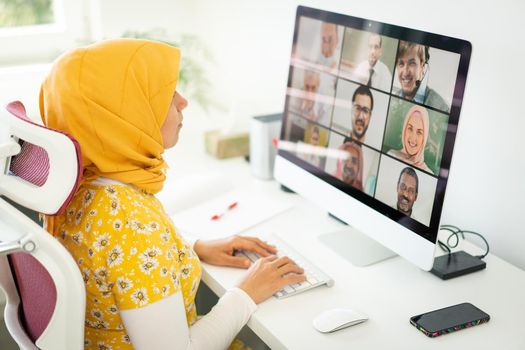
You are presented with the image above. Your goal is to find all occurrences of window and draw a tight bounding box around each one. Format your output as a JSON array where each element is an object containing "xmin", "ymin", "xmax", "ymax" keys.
[
  {"xmin": 0, "ymin": 0, "xmax": 55, "ymax": 29},
  {"xmin": 0, "ymin": 0, "xmax": 96, "ymax": 66}
]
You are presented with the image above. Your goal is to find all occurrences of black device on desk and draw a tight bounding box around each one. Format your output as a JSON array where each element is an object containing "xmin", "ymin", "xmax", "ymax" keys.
[
  {"xmin": 431, "ymin": 225, "xmax": 489, "ymax": 279},
  {"xmin": 431, "ymin": 250, "xmax": 486, "ymax": 279},
  {"xmin": 410, "ymin": 302, "xmax": 490, "ymax": 337}
]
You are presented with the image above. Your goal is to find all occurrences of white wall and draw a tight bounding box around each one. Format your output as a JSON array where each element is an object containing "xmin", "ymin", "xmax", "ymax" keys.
[
  {"xmin": 1, "ymin": 0, "xmax": 523, "ymax": 270},
  {"xmin": 0, "ymin": 65, "xmax": 50, "ymax": 119}
]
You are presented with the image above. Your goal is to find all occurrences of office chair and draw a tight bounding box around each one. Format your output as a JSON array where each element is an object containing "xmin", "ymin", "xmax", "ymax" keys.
[{"xmin": 0, "ymin": 101, "xmax": 85, "ymax": 350}]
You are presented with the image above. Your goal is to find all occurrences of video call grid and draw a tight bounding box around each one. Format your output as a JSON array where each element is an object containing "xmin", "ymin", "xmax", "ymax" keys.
[{"xmin": 281, "ymin": 15, "xmax": 460, "ymax": 227}]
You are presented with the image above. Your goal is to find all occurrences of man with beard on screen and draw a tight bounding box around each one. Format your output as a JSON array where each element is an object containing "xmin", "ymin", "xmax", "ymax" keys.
[
  {"xmin": 337, "ymin": 139, "xmax": 364, "ymax": 192},
  {"xmin": 396, "ymin": 166, "xmax": 419, "ymax": 217},
  {"xmin": 350, "ymin": 85, "xmax": 374, "ymax": 144}
]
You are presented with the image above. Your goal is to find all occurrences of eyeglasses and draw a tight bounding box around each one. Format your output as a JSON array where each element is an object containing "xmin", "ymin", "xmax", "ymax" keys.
[
  {"xmin": 352, "ymin": 104, "xmax": 371, "ymax": 116},
  {"xmin": 398, "ymin": 183, "xmax": 416, "ymax": 196}
]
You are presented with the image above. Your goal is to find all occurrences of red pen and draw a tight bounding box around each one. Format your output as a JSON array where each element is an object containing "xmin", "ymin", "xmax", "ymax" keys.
[{"xmin": 210, "ymin": 201, "xmax": 238, "ymax": 221}]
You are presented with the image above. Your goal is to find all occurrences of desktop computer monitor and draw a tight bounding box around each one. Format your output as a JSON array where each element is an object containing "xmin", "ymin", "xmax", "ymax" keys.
[{"xmin": 274, "ymin": 6, "xmax": 471, "ymax": 271}]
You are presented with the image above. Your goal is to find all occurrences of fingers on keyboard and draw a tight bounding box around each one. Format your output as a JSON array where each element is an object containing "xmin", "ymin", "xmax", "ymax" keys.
[
  {"xmin": 278, "ymin": 263, "xmax": 304, "ymax": 275},
  {"xmin": 271, "ymin": 255, "xmax": 297, "ymax": 268},
  {"xmin": 282, "ymin": 272, "xmax": 306, "ymax": 286}
]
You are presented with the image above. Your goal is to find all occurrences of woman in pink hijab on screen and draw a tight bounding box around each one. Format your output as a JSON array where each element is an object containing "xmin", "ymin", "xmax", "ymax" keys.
[{"xmin": 387, "ymin": 105, "xmax": 433, "ymax": 174}]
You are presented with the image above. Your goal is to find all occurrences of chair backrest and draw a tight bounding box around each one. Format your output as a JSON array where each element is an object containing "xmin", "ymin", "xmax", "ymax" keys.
[
  {"xmin": 4, "ymin": 249, "xmax": 57, "ymax": 344},
  {"xmin": 0, "ymin": 101, "xmax": 85, "ymax": 350},
  {"xmin": 1, "ymin": 101, "xmax": 82, "ymax": 214}
]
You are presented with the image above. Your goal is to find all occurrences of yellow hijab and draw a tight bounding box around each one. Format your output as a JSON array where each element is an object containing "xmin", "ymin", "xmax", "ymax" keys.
[{"xmin": 40, "ymin": 38, "xmax": 180, "ymax": 194}]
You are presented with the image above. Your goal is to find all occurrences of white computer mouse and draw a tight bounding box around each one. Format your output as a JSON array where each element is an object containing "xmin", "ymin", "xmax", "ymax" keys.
[{"xmin": 312, "ymin": 308, "xmax": 368, "ymax": 333}]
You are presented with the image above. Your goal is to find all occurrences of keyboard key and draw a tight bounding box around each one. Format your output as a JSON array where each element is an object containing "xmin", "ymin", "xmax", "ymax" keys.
[
  {"xmin": 308, "ymin": 276, "xmax": 319, "ymax": 284},
  {"xmin": 234, "ymin": 235, "xmax": 334, "ymax": 299},
  {"xmin": 293, "ymin": 282, "xmax": 312, "ymax": 291},
  {"xmin": 245, "ymin": 251, "xmax": 259, "ymax": 262},
  {"xmin": 283, "ymin": 285, "xmax": 295, "ymax": 294}
]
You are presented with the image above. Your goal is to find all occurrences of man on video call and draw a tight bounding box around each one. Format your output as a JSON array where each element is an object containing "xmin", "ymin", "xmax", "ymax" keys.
[
  {"xmin": 397, "ymin": 167, "xmax": 419, "ymax": 217},
  {"xmin": 351, "ymin": 33, "xmax": 392, "ymax": 91},
  {"xmin": 350, "ymin": 85, "xmax": 374, "ymax": 144},
  {"xmin": 318, "ymin": 22, "xmax": 339, "ymax": 69},
  {"xmin": 340, "ymin": 140, "xmax": 364, "ymax": 191},
  {"xmin": 393, "ymin": 41, "xmax": 449, "ymax": 112},
  {"xmin": 299, "ymin": 70, "xmax": 327, "ymax": 124}
]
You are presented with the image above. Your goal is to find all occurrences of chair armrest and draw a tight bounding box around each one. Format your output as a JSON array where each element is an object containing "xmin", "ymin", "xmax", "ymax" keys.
[{"xmin": 0, "ymin": 239, "xmax": 23, "ymax": 255}]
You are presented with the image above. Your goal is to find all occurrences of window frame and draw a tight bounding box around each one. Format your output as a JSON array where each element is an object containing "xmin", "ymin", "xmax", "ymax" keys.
[{"xmin": 0, "ymin": 0, "xmax": 98, "ymax": 66}]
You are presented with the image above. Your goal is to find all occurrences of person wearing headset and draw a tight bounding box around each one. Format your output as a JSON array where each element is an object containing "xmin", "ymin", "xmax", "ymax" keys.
[{"xmin": 393, "ymin": 41, "xmax": 450, "ymax": 113}]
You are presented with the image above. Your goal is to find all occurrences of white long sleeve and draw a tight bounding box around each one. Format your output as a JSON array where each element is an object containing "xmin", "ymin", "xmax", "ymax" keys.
[
  {"xmin": 189, "ymin": 287, "xmax": 256, "ymax": 349},
  {"xmin": 120, "ymin": 287, "xmax": 257, "ymax": 350}
]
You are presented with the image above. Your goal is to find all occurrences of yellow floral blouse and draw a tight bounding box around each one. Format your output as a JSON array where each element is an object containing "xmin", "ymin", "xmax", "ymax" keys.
[{"xmin": 52, "ymin": 182, "xmax": 202, "ymax": 350}]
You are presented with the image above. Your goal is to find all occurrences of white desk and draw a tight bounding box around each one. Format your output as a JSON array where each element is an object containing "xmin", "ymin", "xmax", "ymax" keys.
[{"xmin": 163, "ymin": 131, "xmax": 525, "ymax": 350}]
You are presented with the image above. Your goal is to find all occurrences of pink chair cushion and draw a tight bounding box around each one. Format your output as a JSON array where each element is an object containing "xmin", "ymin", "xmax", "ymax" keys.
[
  {"xmin": 5, "ymin": 101, "xmax": 83, "ymax": 215},
  {"xmin": 9, "ymin": 253, "xmax": 57, "ymax": 343},
  {"xmin": 9, "ymin": 141, "xmax": 50, "ymax": 187}
]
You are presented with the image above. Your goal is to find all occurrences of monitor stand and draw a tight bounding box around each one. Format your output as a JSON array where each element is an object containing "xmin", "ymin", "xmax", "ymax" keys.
[{"xmin": 319, "ymin": 226, "xmax": 397, "ymax": 267}]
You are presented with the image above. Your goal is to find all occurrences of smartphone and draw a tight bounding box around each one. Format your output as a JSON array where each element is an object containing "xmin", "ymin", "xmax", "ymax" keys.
[{"xmin": 410, "ymin": 302, "xmax": 490, "ymax": 337}]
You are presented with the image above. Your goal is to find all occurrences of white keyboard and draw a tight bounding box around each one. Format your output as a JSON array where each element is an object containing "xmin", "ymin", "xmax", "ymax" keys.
[{"xmin": 235, "ymin": 235, "xmax": 334, "ymax": 299}]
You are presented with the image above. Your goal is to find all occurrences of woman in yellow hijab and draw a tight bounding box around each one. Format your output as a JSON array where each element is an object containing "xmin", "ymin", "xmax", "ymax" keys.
[{"xmin": 40, "ymin": 39, "xmax": 305, "ymax": 350}]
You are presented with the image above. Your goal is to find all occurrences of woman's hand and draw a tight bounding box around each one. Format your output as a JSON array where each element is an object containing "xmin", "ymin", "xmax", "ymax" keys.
[
  {"xmin": 237, "ymin": 256, "xmax": 306, "ymax": 304},
  {"xmin": 193, "ymin": 235, "xmax": 277, "ymax": 268}
]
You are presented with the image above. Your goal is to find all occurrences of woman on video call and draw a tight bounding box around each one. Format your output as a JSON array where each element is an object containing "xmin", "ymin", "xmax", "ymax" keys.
[
  {"xmin": 40, "ymin": 39, "xmax": 305, "ymax": 350},
  {"xmin": 387, "ymin": 105, "xmax": 433, "ymax": 174}
]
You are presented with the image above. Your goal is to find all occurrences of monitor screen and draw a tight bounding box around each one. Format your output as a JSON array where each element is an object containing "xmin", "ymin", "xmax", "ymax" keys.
[{"xmin": 276, "ymin": 6, "xmax": 471, "ymax": 266}]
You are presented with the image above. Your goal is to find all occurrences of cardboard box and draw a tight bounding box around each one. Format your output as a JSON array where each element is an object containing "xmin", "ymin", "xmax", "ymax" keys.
[{"xmin": 204, "ymin": 129, "xmax": 249, "ymax": 159}]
